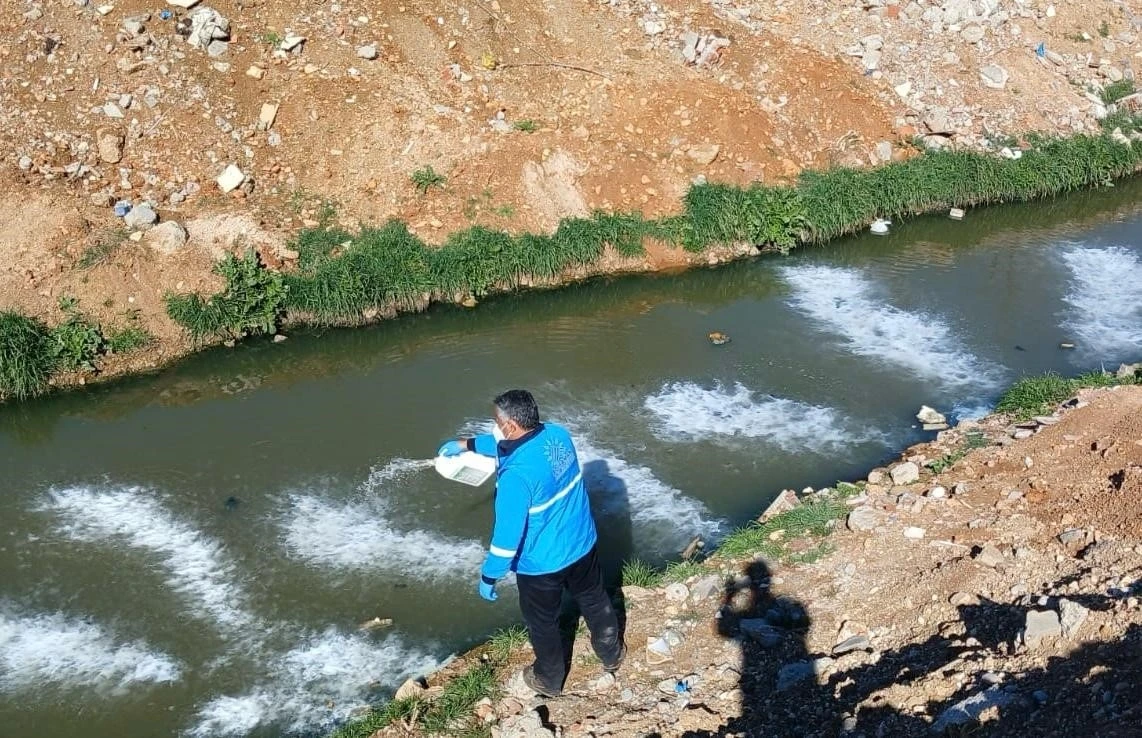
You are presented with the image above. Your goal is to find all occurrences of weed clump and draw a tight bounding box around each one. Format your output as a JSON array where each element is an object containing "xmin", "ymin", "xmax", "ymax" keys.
[{"xmin": 0, "ymin": 312, "xmax": 56, "ymax": 401}]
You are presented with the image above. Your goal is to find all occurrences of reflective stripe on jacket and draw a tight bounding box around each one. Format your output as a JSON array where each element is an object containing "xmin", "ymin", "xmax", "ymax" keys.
[{"xmin": 474, "ymin": 423, "xmax": 597, "ymax": 579}]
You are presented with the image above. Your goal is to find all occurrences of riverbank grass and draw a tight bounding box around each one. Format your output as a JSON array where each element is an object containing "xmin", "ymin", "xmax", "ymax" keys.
[
  {"xmin": 716, "ymin": 488, "xmax": 855, "ymax": 560},
  {"xmin": 996, "ymin": 369, "xmax": 1138, "ymax": 419},
  {"xmin": 0, "ymin": 312, "xmax": 57, "ymax": 401},
  {"xmin": 161, "ymin": 131, "xmax": 1142, "ymax": 342}
]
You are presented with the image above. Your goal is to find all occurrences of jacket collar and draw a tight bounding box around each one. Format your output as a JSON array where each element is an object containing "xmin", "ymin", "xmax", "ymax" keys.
[{"xmin": 497, "ymin": 423, "xmax": 544, "ymax": 458}]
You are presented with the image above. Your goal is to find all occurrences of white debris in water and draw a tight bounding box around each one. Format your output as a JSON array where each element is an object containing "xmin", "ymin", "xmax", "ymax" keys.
[
  {"xmin": 643, "ymin": 381, "xmax": 885, "ymax": 452},
  {"xmin": 780, "ymin": 265, "xmax": 1002, "ymax": 389},
  {"xmin": 42, "ymin": 486, "xmax": 255, "ymax": 631},
  {"xmin": 189, "ymin": 629, "xmax": 437, "ymax": 737},
  {"xmin": 0, "ymin": 612, "xmax": 181, "ymax": 694},
  {"xmin": 280, "ymin": 494, "xmax": 484, "ymax": 576},
  {"xmin": 1060, "ymin": 246, "xmax": 1142, "ymax": 359}
]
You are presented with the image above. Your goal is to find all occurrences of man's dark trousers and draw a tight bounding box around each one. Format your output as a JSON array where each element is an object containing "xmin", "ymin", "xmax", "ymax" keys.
[{"xmin": 516, "ymin": 545, "xmax": 622, "ymax": 692}]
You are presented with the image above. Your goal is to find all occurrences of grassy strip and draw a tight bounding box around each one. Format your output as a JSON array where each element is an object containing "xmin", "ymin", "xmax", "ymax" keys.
[
  {"xmin": 164, "ymin": 132, "xmax": 1142, "ymax": 339},
  {"xmin": 0, "ymin": 312, "xmax": 57, "ymax": 401},
  {"xmin": 716, "ymin": 488, "xmax": 856, "ymax": 560},
  {"xmin": 996, "ymin": 369, "xmax": 1140, "ymax": 419},
  {"xmin": 0, "ymin": 300, "xmax": 157, "ymax": 401}
]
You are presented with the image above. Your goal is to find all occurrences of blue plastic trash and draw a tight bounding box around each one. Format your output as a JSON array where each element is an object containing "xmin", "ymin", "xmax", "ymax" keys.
[
  {"xmin": 1035, "ymin": 42, "xmax": 1046, "ymax": 58},
  {"xmin": 113, "ymin": 200, "xmax": 132, "ymax": 217},
  {"xmin": 159, "ymin": 8, "xmax": 172, "ymax": 20}
]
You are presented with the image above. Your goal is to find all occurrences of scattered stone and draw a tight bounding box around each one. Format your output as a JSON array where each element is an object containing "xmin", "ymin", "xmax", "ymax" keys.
[
  {"xmin": 1058, "ymin": 599, "xmax": 1089, "ymax": 638},
  {"xmin": 926, "ymin": 486, "xmax": 947, "ymax": 499},
  {"xmin": 846, "ymin": 506, "xmax": 882, "ymax": 533},
  {"xmin": 687, "ymin": 143, "xmax": 721, "ymax": 166},
  {"xmin": 394, "ymin": 676, "xmax": 426, "ymax": 701},
  {"xmin": 979, "ymin": 64, "xmax": 1009, "ymax": 90},
  {"xmin": 759, "ymin": 489, "xmax": 799, "ymax": 522},
  {"xmin": 1058, "ymin": 528, "xmax": 1086, "ymax": 546},
  {"xmin": 496, "ymin": 709, "xmax": 555, "ymax": 738},
  {"xmin": 890, "ymin": 461, "xmax": 920, "ymax": 485},
  {"xmin": 97, "ymin": 129, "xmax": 124, "ymax": 163},
  {"xmin": 903, "ymin": 526, "xmax": 926, "ymax": 540},
  {"xmin": 832, "ymin": 635, "xmax": 872, "ymax": 655},
  {"xmin": 875, "ymin": 141, "xmax": 893, "ymax": 162},
  {"xmin": 739, "ymin": 619, "xmax": 782, "ymax": 648},
  {"xmin": 867, "ymin": 469, "xmax": 887, "ymax": 485},
  {"xmin": 690, "ymin": 575, "xmax": 721, "ymax": 602},
  {"xmin": 246, "ymin": 65, "xmax": 266, "ymax": 79},
  {"xmin": 776, "ymin": 661, "xmax": 814, "ymax": 691},
  {"xmin": 591, "ymin": 672, "xmax": 616, "ymax": 693},
  {"xmin": 167, "ymin": 0, "xmax": 201, "ymax": 8},
  {"xmin": 258, "ymin": 102, "xmax": 278, "ymax": 130},
  {"xmin": 124, "ymin": 203, "xmax": 158, "ymax": 230},
  {"xmin": 1022, "ymin": 609, "xmax": 1062, "ymax": 647},
  {"xmin": 949, "ymin": 207, "xmax": 965, "ymax": 220},
  {"xmin": 103, "ymin": 103, "xmax": 124, "ymax": 119},
  {"xmin": 894, "ymin": 81, "xmax": 913, "ymax": 98},
  {"xmin": 973, "ymin": 544, "xmax": 1006, "ymax": 568},
  {"xmin": 961, "ymin": 25, "xmax": 985, "ymax": 44},
  {"xmin": 1013, "ymin": 429, "xmax": 1034, "ymax": 440},
  {"xmin": 206, "ymin": 39, "xmax": 228, "ymax": 57},
  {"xmin": 916, "ymin": 405, "xmax": 947, "ymax": 426},
  {"xmin": 356, "ymin": 43, "xmax": 378, "ymax": 60},
  {"xmin": 949, "ymin": 591, "xmax": 979, "ymax": 607},
  {"xmin": 216, "ymin": 164, "xmax": 245, "ymax": 193},
  {"xmin": 932, "ymin": 686, "xmax": 1017, "ymax": 732},
  {"xmin": 280, "ymin": 35, "xmax": 306, "ymax": 52},
  {"xmin": 1116, "ymin": 362, "xmax": 1142, "ymax": 379},
  {"xmin": 664, "ymin": 583, "xmax": 689, "ymax": 602},
  {"xmin": 143, "ymin": 220, "xmax": 187, "ymax": 254}
]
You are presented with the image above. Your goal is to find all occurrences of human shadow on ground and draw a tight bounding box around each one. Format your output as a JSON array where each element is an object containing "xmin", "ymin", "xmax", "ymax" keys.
[{"xmin": 675, "ymin": 561, "xmax": 1141, "ymax": 738}]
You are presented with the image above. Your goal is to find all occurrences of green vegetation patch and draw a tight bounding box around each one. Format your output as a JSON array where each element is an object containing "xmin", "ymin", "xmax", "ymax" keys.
[
  {"xmin": 997, "ymin": 369, "xmax": 1138, "ymax": 419},
  {"xmin": 485, "ymin": 624, "xmax": 529, "ymax": 663},
  {"xmin": 621, "ymin": 558, "xmax": 662, "ymax": 588},
  {"xmin": 716, "ymin": 491, "xmax": 851, "ymax": 561},
  {"xmin": 0, "ymin": 311, "xmax": 57, "ymax": 401},
  {"xmin": 166, "ymin": 250, "xmax": 287, "ymax": 339}
]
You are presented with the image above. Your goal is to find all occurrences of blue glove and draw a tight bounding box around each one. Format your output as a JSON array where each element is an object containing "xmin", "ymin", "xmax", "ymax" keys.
[
  {"xmin": 437, "ymin": 440, "xmax": 465, "ymax": 457},
  {"xmin": 478, "ymin": 578, "xmax": 498, "ymax": 602}
]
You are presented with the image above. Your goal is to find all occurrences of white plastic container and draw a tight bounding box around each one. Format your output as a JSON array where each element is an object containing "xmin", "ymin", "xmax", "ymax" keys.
[{"xmin": 434, "ymin": 451, "xmax": 497, "ymax": 487}]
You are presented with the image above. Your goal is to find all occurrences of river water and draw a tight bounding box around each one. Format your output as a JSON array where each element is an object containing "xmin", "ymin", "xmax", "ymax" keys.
[{"xmin": 2, "ymin": 179, "xmax": 1141, "ymax": 738}]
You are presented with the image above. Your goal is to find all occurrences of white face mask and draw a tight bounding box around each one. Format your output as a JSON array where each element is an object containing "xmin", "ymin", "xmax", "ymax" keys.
[{"xmin": 491, "ymin": 421, "xmax": 505, "ymax": 442}]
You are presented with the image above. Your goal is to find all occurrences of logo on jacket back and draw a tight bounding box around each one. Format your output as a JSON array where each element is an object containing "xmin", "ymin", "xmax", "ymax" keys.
[{"xmin": 544, "ymin": 437, "xmax": 575, "ymax": 480}]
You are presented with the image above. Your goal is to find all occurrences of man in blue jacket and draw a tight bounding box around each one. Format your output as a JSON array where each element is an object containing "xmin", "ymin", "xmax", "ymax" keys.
[{"xmin": 438, "ymin": 389, "xmax": 625, "ymax": 697}]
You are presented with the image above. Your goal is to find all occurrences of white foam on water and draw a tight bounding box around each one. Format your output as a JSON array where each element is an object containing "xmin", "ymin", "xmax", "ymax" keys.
[
  {"xmin": 571, "ymin": 434, "xmax": 725, "ymax": 550},
  {"xmin": 643, "ymin": 381, "xmax": 884, "ymax": 452},
  {"xmin": 1060, "ymin": 246, "xmax": 1142, "ymax": 357},
  {"xmin": 0, "ymin": 612, "xmax": 181, "ymax": 695},
  {"xmin": 42, "ymin": 486, "xmax": 254, "ymax": 631},
  {"xmin": 189, "ymin": 630, "xmax": 437, "ymax": 737},
  {"xmin": 780, "ymin": 265, "xmax": 1001, "ymax": 388},
  {"xmin": 280, "ymin": 494, "xmax": 484, "ymax": 577}
]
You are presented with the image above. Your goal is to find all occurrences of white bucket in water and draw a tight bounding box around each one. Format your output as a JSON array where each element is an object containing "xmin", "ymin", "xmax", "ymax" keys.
[{"xmin": 434, "ymin": 452, "xmax": 497, "ymax": 487}]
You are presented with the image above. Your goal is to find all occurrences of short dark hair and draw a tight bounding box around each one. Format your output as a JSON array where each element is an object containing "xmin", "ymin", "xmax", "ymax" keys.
[{"xmin": 494, "ymin": 389, "xmax": 540, "ymax": 430}]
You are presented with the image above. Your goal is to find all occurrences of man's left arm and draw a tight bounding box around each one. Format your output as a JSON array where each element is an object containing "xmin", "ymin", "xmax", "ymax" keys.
[{"xmin": 479, "ymin": 472, "xmax": 529, "ymax": 599}]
